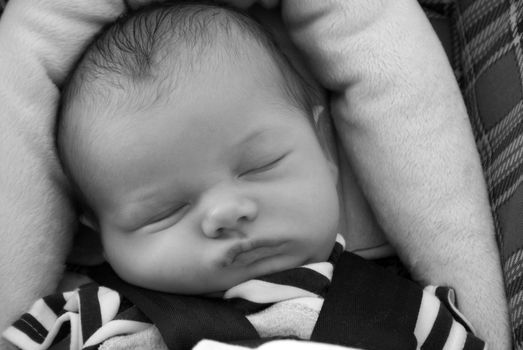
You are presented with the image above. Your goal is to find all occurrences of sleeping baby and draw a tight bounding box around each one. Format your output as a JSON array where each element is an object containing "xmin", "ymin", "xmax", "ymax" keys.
[
  {"xmin": 1, "ymin": 0, "xmax": 511, "ymax": 349},
  {"xmin": 2, "ymin": 2, "xmax": 492, "ymax": 349}
]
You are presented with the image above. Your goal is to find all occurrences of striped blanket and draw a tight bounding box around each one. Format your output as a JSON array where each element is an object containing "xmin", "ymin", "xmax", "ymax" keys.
[{"xmin": 3, "ymin": 235, "xmax": 485, "ymax": 350}]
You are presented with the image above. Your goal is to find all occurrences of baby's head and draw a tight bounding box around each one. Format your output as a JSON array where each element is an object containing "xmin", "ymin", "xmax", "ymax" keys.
[{"xmin": 57, "ymin": 1, "xmax": 340, "ymax": 294}]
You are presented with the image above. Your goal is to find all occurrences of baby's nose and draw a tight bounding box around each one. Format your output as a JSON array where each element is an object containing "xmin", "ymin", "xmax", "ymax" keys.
[{"xmin": 201, "ymin": 197, "xmax": 258, "ymax": 238}]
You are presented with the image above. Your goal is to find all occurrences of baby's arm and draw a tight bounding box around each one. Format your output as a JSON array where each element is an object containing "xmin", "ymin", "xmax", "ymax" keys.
[
  {"xmin": 0, "ymin": 0, "xmax": 154, "ymax": 341},
  {"xmin": 279, "ymin": 0, "xmax": 510, "ymax": 347}
]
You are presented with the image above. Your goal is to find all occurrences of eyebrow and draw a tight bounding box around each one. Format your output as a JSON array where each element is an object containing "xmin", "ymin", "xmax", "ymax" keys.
[
  {"xmin": 236, "ymin": 128, "xmax": 273, "ymax": 148},
  {"xmin": 237, "ymin": 123, "xmax": 291, "ymax": 155}
]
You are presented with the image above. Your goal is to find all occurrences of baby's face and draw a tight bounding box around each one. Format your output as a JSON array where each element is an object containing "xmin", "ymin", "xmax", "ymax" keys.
[{"xmin": 80, "ymin": 54, "xmax": 339, "ymax": 294}]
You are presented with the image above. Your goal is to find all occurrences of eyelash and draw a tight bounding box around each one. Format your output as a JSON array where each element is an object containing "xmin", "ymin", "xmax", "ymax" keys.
[
  {"xmin": 143, "ymin": 203, "xmax": 188, "ymax": 228},
  {"xmin": 240, "ymin": 154, "xmax": 286, "ymax": 177}
]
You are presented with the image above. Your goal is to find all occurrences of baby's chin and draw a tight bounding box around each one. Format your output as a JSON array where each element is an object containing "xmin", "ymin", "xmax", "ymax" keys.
[{"xmin": 150, "ymin": 254, "xmax": 312, "ymax": 295}]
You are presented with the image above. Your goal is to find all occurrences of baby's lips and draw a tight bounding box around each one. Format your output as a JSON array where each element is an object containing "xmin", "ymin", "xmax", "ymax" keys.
[
  {"xmin": 222, "ymin": 239, "xmax": 286, "ymax": 267},
  {"xmin": 232, "ymin": 245, "xmax": 278, "ymax": 266}
]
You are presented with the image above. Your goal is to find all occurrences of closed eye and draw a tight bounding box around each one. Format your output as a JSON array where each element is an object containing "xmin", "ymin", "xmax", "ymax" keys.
[
  {"xmin": 141, "ymin": 203, "xmax": 189, "ymax": 230},
  {"xmin": 239, "ymin": 154, "xmax": 287, "ymax": 177}
]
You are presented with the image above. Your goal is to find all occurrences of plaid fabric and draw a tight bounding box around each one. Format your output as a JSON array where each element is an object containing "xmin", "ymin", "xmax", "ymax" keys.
[
  {"xmin": 449, "ymin": 1, "xmax": 523, "ymax": 349},
  {"xmin": 420, "ymin": 0, "xmax": 523, "ymax": 348},
  {"xmin": 418, "ymin": 0, "xmax": 523, "ymax": 348}
]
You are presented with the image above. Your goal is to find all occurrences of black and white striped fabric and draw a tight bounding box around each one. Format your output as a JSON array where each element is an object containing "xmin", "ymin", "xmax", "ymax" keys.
[
  {"xmin": 2, "ymin": 284, "xmax": 151, "ymax": 350},
  {"xmin": 2, "ymin": 235, "xmax": 485, "ymax": 350},
  {"xmin": 1, "ymin": 236, "xmax": 343, "ymax": 350}
]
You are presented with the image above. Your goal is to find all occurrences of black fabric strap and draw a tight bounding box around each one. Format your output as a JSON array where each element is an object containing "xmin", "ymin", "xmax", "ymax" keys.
[
  {"xmin": 89, "ymin": 264, "xmax": 259, "ymax": 350},
  {"xmin": 311, "ymin": 252, "xmax": 421, "ymax": 350}
]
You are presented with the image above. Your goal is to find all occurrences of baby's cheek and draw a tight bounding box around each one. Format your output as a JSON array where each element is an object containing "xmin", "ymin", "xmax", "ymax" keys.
[{"xmin": 102, "ymin": 233, "xmax": 152, "ymax": 284}]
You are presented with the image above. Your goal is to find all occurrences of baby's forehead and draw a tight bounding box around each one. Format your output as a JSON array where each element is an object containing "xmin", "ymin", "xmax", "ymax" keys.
[{"xmin": 64, "ymin": 41, "xmax": 291, "ymax": 146}]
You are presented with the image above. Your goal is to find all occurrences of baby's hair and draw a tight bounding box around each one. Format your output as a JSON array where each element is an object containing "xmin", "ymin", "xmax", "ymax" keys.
[
  {"xmin": 59, "ymin": 0, "xmax": 317, "ymax": 116},
  {"xmin": 56, "ymin": 0, "xmax": 320, "ymax": 216}
]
